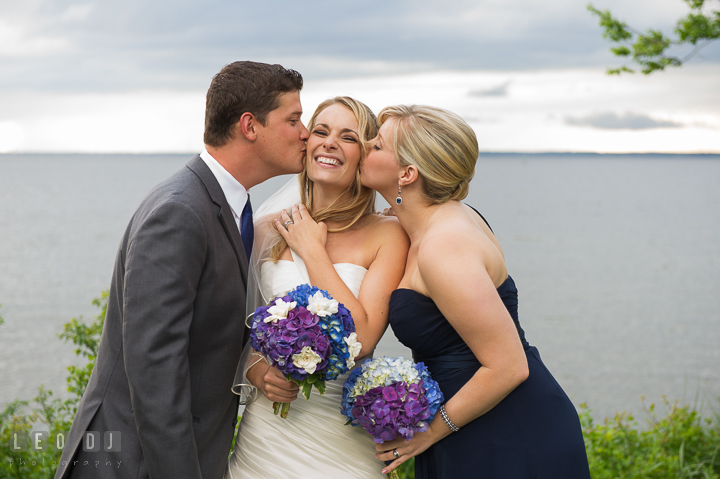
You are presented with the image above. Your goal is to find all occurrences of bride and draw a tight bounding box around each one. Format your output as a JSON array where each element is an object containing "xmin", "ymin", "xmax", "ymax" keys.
[{"xmin": 225, "ymin": 96, "xmax": 409, "ymax": 478}]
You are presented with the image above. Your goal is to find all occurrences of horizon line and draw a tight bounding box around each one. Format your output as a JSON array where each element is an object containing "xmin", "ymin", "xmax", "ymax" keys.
[{"xmin": 2, "ymin": 151, "xmax": 719, "ymax": 156}]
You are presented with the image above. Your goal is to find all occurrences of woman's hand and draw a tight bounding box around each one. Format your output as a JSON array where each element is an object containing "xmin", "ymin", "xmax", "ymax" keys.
[
  {"xmin": 377, "ymin": 206, "xmax": 396, "ymax": 216},
  {"xmin": 374, "ymin": 421, "xmax": 450, "ymax": 475},
  {"xmin": 275, "ymin": 204, "xmax": 328, "ymax": 260},
  {"xmin": 246, "ymin": 360, "xmax": 299, "ymax": 403}
]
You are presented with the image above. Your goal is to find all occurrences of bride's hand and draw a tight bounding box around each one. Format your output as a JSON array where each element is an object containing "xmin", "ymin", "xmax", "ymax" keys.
[
  {"xmin": 247, "ymin": 362, "xmax": 299, "ymax": 403},
  {"xmin": 275, "ymin": 204, "xmax": 328, "ymax": 259}
]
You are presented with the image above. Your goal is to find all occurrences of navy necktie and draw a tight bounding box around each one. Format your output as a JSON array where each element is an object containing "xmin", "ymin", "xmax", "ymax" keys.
[{"xmin": 240, "ymin": 196, "xmax": 254, "ymax": 262}]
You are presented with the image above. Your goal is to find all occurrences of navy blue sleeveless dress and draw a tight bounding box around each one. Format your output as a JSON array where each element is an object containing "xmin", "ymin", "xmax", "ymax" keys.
[{"xmin": 388, "ymin": 212, "xmax": 590, "ymax": 478}]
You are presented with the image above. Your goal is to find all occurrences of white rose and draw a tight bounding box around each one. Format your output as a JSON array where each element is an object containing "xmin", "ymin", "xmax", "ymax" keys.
[
  {"xmin": 344, "ymin": 332, "xmax": 362, "ymax": 369},
  {"xmin": 292, "ymin": 346, "xmax": 323, "ymax": 374},
  {"xmin": 306, "ymin": 291, "xmax": 338, "ymax": 317},
  {"xmin": 265, "ymin": 298, "xmax": 297, "ymax": 323}
]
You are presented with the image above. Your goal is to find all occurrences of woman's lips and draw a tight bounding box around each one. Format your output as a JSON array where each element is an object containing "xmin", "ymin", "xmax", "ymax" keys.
[{"xmin": 315, "ymin": 155, "xmax": 342, "ymax": 167}]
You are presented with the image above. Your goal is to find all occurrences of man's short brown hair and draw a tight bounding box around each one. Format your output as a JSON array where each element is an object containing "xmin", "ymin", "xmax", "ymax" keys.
[{"xmin": 204, "ymin": 61, "xmax": 303, "ymax": 147}]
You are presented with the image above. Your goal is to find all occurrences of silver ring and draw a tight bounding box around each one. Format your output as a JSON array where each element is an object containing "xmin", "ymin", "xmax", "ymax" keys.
[
  {"xmin": 392, "ymin": 449, "xmax": 400, "ymax": 459},
  {"xmin": 283, "ymin": 220, "xmax": 293, "ymax": 228}
]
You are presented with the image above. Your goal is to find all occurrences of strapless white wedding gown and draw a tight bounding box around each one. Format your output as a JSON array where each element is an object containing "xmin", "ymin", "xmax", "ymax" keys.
[{"xmin": 225, "ymin": 259, "xmax": 385, "ymax": 478}]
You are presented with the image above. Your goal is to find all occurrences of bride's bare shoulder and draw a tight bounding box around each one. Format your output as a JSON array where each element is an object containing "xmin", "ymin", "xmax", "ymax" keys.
[{"xmin": 361, "ymin": 214, "xmax": 408, "ymax": 244}]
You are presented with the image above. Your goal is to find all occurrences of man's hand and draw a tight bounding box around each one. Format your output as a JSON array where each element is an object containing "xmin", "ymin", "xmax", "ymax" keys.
[{"xmin": 246, "ymin": 360, "xmax": 299, "ymax": 403}]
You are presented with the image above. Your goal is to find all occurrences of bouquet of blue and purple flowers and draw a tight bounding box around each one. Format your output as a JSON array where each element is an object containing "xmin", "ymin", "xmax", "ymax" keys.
[
  {"xmin": 248, "ymin": 284, "xmax": 362, "ymax": 418},
  {"xmin": 341, "ymin": 356, "xmax": 444, "ymax": 443}
]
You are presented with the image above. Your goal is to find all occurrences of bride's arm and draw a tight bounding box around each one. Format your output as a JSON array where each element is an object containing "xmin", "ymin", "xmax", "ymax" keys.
[
  {"xmin": 353, "ymin": 217, "xmax": 409, "ymax": 356},
  {"xmin": 276, "ymin": 204, "xmax": 409, "ymax": 357},
  {"xmin": 244, "ymin": 349, "xmax": 299, "ymax": 403}
]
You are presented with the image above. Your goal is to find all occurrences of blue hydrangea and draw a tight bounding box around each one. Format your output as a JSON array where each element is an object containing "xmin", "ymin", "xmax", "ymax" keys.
[
  {"xmin": 341, "ymin": 367, "xmax": 364, "ymax": 420},
  {"xmin": 416, "ymin": 362, "xmax": 443, "ymax": 422},
  {"xmin": 286, "ymin": 284, "xmax": 321, "ymax": 307}
]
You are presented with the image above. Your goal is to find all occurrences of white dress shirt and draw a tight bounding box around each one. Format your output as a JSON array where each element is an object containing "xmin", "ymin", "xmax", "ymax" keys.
[{"xmin": 199, "ymin": 149, "xmax": 248, "ymax": 233}]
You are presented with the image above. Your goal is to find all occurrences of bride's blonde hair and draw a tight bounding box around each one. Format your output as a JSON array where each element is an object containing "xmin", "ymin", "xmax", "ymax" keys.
[{"xmin": 271, "ymin": 97, "xmax": 378, "ymax": 261}]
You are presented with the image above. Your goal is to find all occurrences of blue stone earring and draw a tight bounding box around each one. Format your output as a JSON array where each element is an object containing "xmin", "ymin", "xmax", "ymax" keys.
[{"xmin": 395, "ymin": 183, "xmax": 402, "ymax": 205}]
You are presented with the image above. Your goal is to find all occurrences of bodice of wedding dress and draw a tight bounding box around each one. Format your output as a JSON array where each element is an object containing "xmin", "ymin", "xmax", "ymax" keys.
[{"xmin": 261, "ymin": 249, "xmax": 367, "ymax": 299}]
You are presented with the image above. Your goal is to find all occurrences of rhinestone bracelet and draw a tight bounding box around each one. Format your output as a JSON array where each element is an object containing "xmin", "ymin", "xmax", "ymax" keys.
[{"xmin": 439, "ymin": 404, "xmax": 460, "ymax": 432}]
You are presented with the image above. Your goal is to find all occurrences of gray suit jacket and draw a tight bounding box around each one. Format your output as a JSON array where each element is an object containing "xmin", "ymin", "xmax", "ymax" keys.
[{"xmin": 55, "ymin": 155, "xmax": 248, "ymax": 479}]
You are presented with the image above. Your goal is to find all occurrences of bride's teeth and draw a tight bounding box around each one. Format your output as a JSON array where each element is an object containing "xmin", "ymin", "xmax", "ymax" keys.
[{"xmin": 317, "ymin": 157, "xmax": 340, "ymax": 166}]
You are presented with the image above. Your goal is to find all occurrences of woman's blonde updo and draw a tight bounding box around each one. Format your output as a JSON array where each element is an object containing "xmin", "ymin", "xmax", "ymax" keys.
[
  {"xmin": 378, "ymin": 105, "xmax": 478, "ymax": 204},
  {"xmin": 271, "ymin": 97, "xmax": 378, "ymax": 261}
]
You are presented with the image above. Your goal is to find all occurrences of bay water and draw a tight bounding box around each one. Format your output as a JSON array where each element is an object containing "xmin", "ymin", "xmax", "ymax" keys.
[{"xmin": 1, "ymin": 153, "xmax": 718, "ymax": 421}]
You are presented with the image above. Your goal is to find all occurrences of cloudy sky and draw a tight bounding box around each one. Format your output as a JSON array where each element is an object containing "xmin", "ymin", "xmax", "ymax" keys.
[{"xmin": 0, "ymin": 0, "xmax": 718, "ymax": 153}]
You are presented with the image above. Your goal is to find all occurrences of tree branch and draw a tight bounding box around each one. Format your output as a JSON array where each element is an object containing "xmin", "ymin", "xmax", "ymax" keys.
[{"xmin": 679, "ymin": 39, "xmax": 717, "ymax": 62}]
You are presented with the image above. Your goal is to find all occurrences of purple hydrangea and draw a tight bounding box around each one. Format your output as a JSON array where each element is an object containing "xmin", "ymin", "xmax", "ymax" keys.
[{"xmin": 341, "ymin": 358, "xmax": 444, "ymax": 443}]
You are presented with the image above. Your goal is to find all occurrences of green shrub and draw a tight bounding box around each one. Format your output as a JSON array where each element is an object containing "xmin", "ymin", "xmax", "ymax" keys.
[
  {"xmin": 396, "ymin": 456, "xmax": 415, "ymax": 478},
  {"xmin": 0, "ymin": 293, "xmax": 107, "ymax": 479},
  {"xmin": 392, "ymin": 400, "xmax": 720, "ymax": 479},
  {"xmin": 581, "ymin": 398, "xmax": 720, "ymax": 478}
]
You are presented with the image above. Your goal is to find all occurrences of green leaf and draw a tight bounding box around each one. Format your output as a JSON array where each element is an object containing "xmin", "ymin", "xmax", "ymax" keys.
[
  {"xmin": 302, "ymin": 381, "xmax": 312, "ymax": 400},
  {"xmin": 676, "ymin": 12, "xmax": 720, "ymax": 43},
  {"xmin": 634, "ymin": 30, "xmax": 672, "ymax": 57},
  {"xmin": 587, "ymin": 4, "xmax": 633, "ymax": 42},
  {"xmin": 684, "ymin": 0, "xmax": 706, "ymax": 10},
  {"xmin": 315, "ymin": 380, "xmax": 326, "ymax": 396},
  {"xmin": 611, "ymin": 46, "xmax": 632, "ymax": 56},
  {"xmin": 607, "ymin": 66, "xmax": 634, "ymax": 75},
  {"xmin": 639, "ymin": 56, "xmax": 681, "ymax": 74}
]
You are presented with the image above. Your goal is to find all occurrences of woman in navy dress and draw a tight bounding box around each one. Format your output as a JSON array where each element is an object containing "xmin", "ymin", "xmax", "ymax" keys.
[{"xmin": 360, "ymin": 105, "xmax": 590, "ymax": 478}]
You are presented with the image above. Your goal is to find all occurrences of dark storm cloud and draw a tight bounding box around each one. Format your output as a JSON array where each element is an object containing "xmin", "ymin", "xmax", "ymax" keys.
[
  {"xmin": 564, "ymin": 112, "xmax": 684, "ymax": 129},
  {"xmin": 1, "ymin": 0, "xmax": 717, "ymax": 93},
  {"xmin": 468, "ymin": 82, "xmax": 511, "ymax": 97}
]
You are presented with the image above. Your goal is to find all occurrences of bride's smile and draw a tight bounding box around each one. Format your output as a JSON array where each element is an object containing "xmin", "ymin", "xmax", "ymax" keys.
[{"xmin": 315, "ymin": 155, "xmax": 342, "ymax": 167}]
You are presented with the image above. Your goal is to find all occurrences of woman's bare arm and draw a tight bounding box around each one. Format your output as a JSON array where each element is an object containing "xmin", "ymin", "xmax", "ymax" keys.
[{"xmin": 375, "ymin": 225, "xmax": 528, "ymax": 473}]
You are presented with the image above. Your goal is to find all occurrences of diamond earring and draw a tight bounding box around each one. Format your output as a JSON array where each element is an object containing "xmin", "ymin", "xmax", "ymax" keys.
[{"xmin": 395, "ymin": 183, "xmax": 402, "ymax": 205}]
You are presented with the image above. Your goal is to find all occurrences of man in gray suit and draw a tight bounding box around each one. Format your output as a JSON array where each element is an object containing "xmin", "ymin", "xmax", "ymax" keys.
[{"xmin": 55, "ymin": 61, "xmax": 308, "ymax": 479}]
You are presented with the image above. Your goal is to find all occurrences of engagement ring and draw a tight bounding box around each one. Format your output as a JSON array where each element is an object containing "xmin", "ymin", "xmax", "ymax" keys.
[
  {"xmin": 392, "ymin": 449, "xmax": 400, "ymax": 459},
  {"xmin": 283, "ymin": 220, "xmax": 293, "ymax": 228}
]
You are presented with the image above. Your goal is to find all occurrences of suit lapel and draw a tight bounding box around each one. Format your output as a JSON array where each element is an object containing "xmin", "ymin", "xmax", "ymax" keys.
[{"xmin": 187, "ymin": 155, "xmax": 249, "ymax": 285}]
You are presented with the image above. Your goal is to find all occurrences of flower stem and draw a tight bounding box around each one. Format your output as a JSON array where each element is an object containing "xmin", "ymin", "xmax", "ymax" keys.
[
  {"xmin": 384, "ymin": 460, "xmax": 401, "ymax": 479},
  {"xmin": 272, "ymin": 401, "xmax": 291, "ymax": 419}
]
